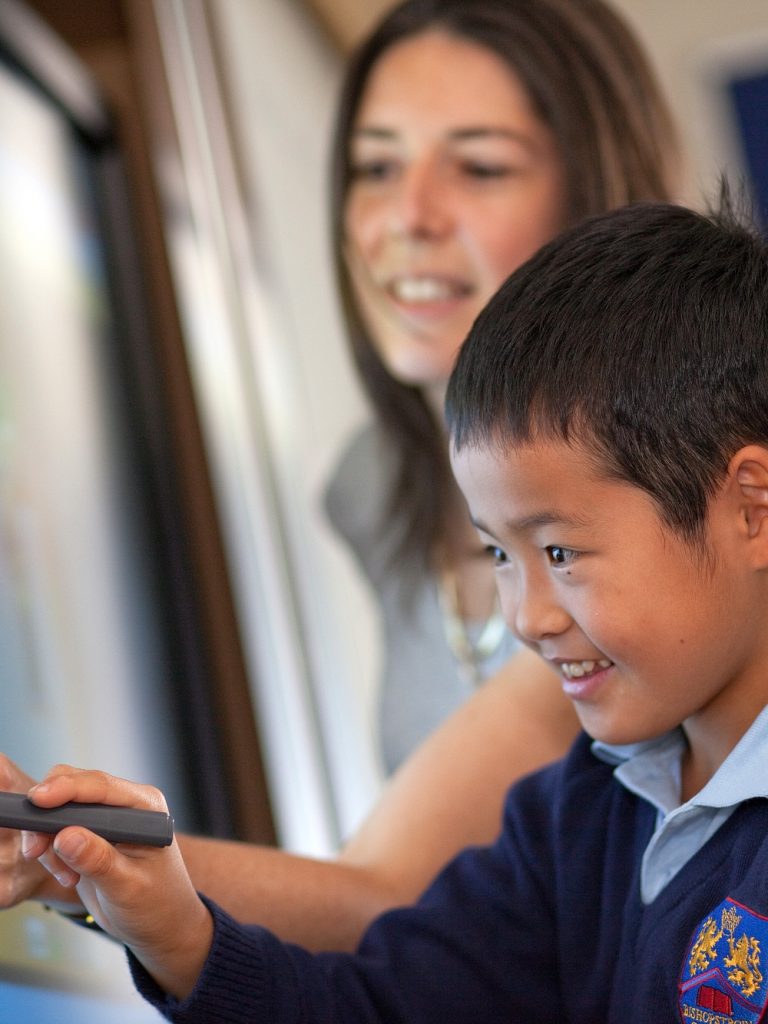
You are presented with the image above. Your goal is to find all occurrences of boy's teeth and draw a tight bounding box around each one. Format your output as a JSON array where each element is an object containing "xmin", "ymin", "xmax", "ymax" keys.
[{"xmin": 561, "ymin": 658, "xmax": 611, "ymax": 679}]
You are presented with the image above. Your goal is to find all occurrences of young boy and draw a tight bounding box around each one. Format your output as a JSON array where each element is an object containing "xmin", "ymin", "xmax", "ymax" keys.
[{"xmin": 23, "ymin": 199, "xmax": 768, "ymax": 1022}]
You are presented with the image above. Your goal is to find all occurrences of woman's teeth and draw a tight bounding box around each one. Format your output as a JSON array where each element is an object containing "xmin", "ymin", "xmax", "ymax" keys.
[
  {"xmin": 389, "ymin": 276, "xmax": 467, "ymax": 302},
  {"xmin": 561, "ymin": 658, "xmax": 612, "ymax": 679}
]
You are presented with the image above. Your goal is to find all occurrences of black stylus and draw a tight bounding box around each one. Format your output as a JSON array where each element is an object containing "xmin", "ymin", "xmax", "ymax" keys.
[{"xmin": 0, "ymin": 791, "xmax": 174, "ymax": 847}]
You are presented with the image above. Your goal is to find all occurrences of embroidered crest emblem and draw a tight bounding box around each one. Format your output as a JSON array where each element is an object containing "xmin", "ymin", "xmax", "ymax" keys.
[{"xmin": 680, "ymin": 898, "xmax": 768, "ymax": 1023}]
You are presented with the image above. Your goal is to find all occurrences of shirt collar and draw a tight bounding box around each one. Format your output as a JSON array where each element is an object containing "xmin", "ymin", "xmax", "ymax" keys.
[{"xmin": 592, "ymin": 704, "xmax": 768, "ymax": 813}]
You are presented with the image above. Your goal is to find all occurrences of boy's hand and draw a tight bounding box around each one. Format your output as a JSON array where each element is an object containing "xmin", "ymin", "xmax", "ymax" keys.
[
  {"xmin": 0, "ymin": 754, "xmax": 78, "ymax": 910},
  {"xmin": 24, "ymin": 765, "xmax": 213, "ymax": 1001}
]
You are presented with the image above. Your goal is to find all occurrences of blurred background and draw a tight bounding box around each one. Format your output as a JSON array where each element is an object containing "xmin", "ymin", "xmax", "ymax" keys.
[{"xmin": 0, "ymin": 0, "xmax": 765, "ymax": 1015}]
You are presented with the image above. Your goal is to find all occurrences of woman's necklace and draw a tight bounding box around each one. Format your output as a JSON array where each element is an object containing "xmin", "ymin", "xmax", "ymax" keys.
[{"xmin": 437, "ymin": 568, "xmax": 508, "ymax": 687}]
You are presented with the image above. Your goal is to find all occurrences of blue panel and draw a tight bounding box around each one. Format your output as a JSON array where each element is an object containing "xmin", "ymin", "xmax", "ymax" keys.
[
  {"xmin": 728, "ymin": 70, "xmax": 768, "ymax": 228},
  {"xmin": 0, "ymin": 979, "xmax": 162, "ymax": 1023}
]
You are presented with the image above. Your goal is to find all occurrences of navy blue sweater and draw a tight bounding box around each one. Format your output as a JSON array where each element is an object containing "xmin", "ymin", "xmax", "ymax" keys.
[{"xmin": 134, "ymin": 733, "xmax": 768, "ymax": 1022}]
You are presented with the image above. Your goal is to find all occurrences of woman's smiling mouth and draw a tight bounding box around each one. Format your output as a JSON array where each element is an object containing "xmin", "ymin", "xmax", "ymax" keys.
[{"xmin": 386, "ymin": 273, "xmax": 473, "ymax": 305}]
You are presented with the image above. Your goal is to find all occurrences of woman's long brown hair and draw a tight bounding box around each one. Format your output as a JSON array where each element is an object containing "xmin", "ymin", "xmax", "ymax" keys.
[{"xmin": 330, "ymin": 0, "xmax": 682, "ymax": 590}]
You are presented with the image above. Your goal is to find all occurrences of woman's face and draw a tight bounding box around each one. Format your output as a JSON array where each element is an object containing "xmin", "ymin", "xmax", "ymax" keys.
[{"xmin": 344, "ymin": 30, "xmax": 566, "ymax": 393}]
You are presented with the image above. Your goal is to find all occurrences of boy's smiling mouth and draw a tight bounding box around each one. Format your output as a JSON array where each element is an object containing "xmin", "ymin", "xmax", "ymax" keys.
[
  {"xmin": 560, "ymin": 658, "xmax": 613, "ymax": 680},
  {"xmin": 555, "ymin": 658, "xmax": 614, "ymax": 702}
]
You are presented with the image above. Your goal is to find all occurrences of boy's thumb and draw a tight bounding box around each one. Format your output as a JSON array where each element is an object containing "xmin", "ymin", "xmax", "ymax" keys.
[{"xmin": 54, "ymin": 828, "xmax": 114, "ymax": 877}]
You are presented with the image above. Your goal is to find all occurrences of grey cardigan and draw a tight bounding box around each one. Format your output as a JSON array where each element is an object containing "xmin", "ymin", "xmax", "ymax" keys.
[{"xmin": 324, "ymin": 424, "xmax": 519, "ymax": 774}]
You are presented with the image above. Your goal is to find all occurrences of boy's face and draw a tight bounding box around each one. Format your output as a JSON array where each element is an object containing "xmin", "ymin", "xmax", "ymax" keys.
[{"xmin": 450, "ymin": 435, "xmax": 767, "ymax": 750}]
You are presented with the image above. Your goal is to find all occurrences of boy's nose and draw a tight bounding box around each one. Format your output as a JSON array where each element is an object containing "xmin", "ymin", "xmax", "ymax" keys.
[{"xmin": 508, "ymin": 581, "xmax": 572, "ymax": 647}]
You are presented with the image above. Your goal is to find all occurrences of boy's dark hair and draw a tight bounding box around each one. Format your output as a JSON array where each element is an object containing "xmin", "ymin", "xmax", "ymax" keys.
[{"xmin": 446, "ymin": 199, "xmax": 768, "ymax": 542}]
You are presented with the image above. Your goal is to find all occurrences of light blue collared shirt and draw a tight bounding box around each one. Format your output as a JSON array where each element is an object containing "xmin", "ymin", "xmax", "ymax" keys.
[{"xmin": 592, "ymin": 704, "xmax": 768, "ymax": 903}]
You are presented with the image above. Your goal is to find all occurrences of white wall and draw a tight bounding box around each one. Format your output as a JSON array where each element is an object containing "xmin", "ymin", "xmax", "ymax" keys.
[
  {"xmin": 608, "ymin": 0, "xmax": 768, "ymax": 206},
  {"xmin": 205, "ymin": 0, "xmax": 385, "ymax": 845},
  {"xmin": 151, "ymin": 0, "xmax": 383, "ymax": 855}
]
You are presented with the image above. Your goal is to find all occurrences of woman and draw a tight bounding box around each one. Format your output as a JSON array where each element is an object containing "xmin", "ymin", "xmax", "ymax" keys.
[
  {"xmin": 325, "ymin": 0, "xmax": 681, "ymax": 772},
  {"xmin": 0, "ymin": 0, "xmax": 682, "ymax": 952}
]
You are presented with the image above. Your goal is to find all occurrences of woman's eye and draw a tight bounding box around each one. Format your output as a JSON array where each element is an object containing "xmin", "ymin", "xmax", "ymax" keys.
[
  {"xmin": 460, "ymin": 161, "xmax": 515, "ymax": 179},
  {"xmin": 484, "ymin": 545, "xmax": 508, "ymax": 567},
  {"xmin": 349, "ymin": 159, "xmax": 397, "ymax": 182},
  {"xmin": 546, "ymin": 546, "xmax": 576, "ymax": 567}
]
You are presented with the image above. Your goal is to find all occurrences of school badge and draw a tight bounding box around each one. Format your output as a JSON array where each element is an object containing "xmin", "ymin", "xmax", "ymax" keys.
[{"xmin": 679, "ymin": 898, "xmax": 768, "ymax": 1023}]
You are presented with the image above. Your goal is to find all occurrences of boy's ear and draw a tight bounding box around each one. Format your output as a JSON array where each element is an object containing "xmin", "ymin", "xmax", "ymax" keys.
[{"xmin": 734, "ymin": 446, "xmax": 768, "ymax": 543}]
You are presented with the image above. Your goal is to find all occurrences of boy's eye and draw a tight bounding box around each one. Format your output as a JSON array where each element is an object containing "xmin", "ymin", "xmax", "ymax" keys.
[
  {"xmin": 546, "ymin": 546, "xmax": 576, "ymax": 567},
  {"xmin": 484, "ymin": 545, "xmax": 508, "ymax": 567}
]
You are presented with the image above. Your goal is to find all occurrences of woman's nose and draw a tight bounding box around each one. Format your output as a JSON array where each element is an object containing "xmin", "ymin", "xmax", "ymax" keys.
[{"xmin": 387, "ymin": 160, "xmax": 451, "ymax": 241}]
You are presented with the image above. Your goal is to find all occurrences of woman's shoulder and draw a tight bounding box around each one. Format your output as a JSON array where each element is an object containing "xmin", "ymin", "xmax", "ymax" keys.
[
  {"xmin": 325, "ymin": 422, "xmax": 392, "ymax": 489},
  {"xmin": 323, "ymin": 422, "xmax": 396, "ymax": 553}
]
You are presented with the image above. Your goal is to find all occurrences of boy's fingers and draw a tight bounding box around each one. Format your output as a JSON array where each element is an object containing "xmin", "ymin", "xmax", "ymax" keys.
[
  {"xmin": 52, "ymin": 827, "xmax": 115, "ymax": 881},
  {"xmin": 0, "ymin": 754, "xmax": 35, "ymax": 793},
  {"xmin": 21, "ymin": 829, "xmax": 90, "ymax": 889},
  {"xmin": 35, "ymin": 836, "xmax": 82, "ymax": 889},
  {"xmin": 28, "ymin": 767, "xmax": 167, "ymax": 814},
  {"xmin": 19, "ymin": 830, "xmax": 50, "ymax": 860}
]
